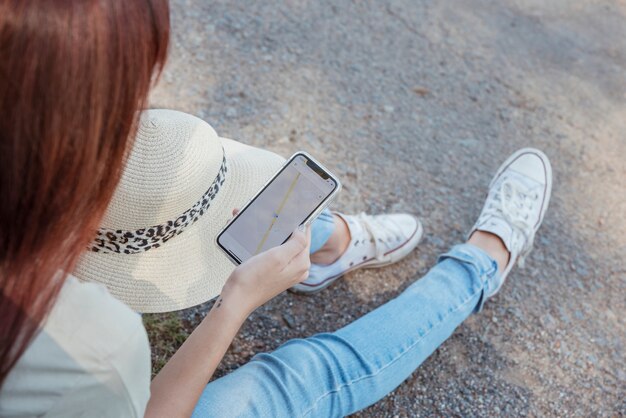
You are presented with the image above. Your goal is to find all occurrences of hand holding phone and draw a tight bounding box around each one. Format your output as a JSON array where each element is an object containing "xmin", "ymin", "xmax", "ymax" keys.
[
  {"xmin": 217, "ymin": 152, "xmax": 341, "ymax": 264},
  {"xmin": 220, "ymin": 225, "xmax": 311, "ymax": 315}
]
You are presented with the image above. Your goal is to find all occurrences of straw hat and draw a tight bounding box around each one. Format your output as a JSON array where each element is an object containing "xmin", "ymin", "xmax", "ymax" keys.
[{"xmin": 73, "ymin": 109, "xmax": 285, "ymax": 313}]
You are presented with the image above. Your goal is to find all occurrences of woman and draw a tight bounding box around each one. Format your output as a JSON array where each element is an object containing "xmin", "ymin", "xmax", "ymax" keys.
[{"xmin": 0, "ymin": 1, "xmax": 552, "ymax": 417}]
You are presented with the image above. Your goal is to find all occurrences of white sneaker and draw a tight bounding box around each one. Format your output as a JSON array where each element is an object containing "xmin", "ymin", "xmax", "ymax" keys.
[
  {"xmin": 291, "ymin": 212, "xmax": 424, "ymax": 294},
  {"xmin": 469, "ymin": 148, "xmax": 553, "ymax": 297}
]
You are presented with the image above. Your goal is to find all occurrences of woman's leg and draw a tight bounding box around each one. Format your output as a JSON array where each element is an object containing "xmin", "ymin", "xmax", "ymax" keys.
[
  {"xmin": 309, "ymin": 209, "xmax": 337, "ymax": 254},
  {"xmin": 193, "ymin": 148, "xmax": 551, "ymax": 417},
  {"xmin": 301, "ymin": 210, "xmax": 423, "ymax": 293},
  {"xmin": 192, "ymin": 243, "xmax": 499, "ymax": 417}
]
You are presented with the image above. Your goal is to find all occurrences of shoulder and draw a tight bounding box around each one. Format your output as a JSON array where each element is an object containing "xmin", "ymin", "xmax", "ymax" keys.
[
  {"xmin": 50, "ymin": 275, "xmax": 146, "ymax": 353},
  {"xmin": 0, "ymin": 276, "xmax": 151, "ymax": 418}
]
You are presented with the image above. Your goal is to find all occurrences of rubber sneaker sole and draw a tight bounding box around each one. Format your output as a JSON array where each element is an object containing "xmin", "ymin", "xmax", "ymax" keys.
[{"xmin": 290, "ymin": 219, "xmax": 424, "ymax": 294}]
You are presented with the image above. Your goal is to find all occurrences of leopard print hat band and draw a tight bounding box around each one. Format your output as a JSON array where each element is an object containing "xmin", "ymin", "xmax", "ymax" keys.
[{"xmin": 89, "ymin": 150, "xmax": 228, "ymax": 255}]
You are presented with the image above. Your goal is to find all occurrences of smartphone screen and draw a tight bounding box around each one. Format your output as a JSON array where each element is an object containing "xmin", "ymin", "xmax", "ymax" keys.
[{"xmin": 218, "ymin": 154, "xmax": 338, "ymax": 264}]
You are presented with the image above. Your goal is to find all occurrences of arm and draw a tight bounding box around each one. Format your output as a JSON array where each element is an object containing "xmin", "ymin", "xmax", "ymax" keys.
[
  {"xmin": 144, "ymin": 293, "xmax": 247, "ymax": 418},
  {"xmin": 144, "ymin": 226, "xmax": 311, "ymax": 418}
]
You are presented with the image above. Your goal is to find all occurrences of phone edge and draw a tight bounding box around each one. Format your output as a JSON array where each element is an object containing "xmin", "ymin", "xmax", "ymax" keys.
[{"xmin": 215, "ymin": 151, "xmax": 342, "ymax": 265}]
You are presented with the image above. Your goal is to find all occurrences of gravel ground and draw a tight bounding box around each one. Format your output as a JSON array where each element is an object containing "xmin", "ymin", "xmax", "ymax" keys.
[{"xmin": 146, "ymin": 0, "xmax": 626, "ymax": 416}]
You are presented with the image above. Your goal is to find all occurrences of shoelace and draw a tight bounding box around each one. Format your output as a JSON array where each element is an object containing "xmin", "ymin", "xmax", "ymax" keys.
[
  {"xmin": 356, "ymin": 212, "xmax": 404, "ymax": 261},
  {"xmin": 483, "ymin": 176, "xmax": 541, "ymax": 266}
]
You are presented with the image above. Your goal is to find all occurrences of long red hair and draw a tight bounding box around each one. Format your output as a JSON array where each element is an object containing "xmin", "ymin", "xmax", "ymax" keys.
[{"xmin": 0, "ymin": 0, "xmax": 169, "ymax": 387}]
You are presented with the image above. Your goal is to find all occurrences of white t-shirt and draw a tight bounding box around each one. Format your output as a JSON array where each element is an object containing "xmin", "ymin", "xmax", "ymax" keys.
[{"xmin": 0, "ymin": 276, "xmax": 151, "ymax": 417}]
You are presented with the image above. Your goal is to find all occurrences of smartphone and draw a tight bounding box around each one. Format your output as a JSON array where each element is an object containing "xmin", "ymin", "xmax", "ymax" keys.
[{"xmin": 217, "ymin": 152, "xmax": 341, "ymax": 265}]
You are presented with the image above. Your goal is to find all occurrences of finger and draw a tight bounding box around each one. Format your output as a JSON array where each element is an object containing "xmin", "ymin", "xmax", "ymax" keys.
[
  {"xmin": 304, "ymin": 225, "xmax": 312, "ymax": 253},
  {"xmin": 285, "ymin": 225, "xmax": 311, "ymax": 269},
  {"xmin": 285, "ymin": 230, "xmax": 310, "ymax": 267},
  {"xmin": 282, "ymin": 245, "xmax": 310, "ymax": 279},
  {"xmin": 251, "ymin": 228, "xmax": 307, "ymax": 272},
  {"xmin": 296, "ymin": 269, "xmax": 309, "ymax": 283},
  {"xmin": 270, "ymin": 228, "xmax": 308, "ymax": 261},
  {"xmin": 232, "ymin": 208, "xmax": 240, "ymax": 216}
]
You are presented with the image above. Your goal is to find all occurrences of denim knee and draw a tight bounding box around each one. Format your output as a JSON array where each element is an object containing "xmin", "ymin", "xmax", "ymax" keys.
[{"xmin": 437, "ymin": 244, "xmax": 500, "ymax": 312}]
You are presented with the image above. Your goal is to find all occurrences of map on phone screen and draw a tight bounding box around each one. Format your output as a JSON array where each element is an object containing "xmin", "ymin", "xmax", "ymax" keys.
[{"xmin": 219, "ymin": 155, "xmax": 336, "ymax": 263}]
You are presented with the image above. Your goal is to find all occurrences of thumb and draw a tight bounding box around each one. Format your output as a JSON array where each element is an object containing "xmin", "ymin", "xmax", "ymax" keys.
[{"xmin": 268, "ymin": 227, "xmax": 308, "ymax": 261}]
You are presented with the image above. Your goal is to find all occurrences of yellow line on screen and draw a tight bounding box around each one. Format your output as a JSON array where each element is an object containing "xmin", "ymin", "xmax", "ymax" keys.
[{"xmin": 254, "ymin": 172, "xmax": 301, "ymax": 254}]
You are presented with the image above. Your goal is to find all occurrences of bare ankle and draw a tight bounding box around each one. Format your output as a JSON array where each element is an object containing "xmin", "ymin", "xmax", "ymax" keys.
[
  {"xmin": 467, "ymin": 230, "xmax": 510, "ymax": 274},
  {"xmin": 310, "ymin": 215, "xmax": 351, "ymax": 265}
]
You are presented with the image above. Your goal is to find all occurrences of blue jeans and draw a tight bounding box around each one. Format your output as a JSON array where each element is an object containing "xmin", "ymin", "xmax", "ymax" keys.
[
  {"xmin": 192, "ymin": 237, "xmax": 500, "ymax": 417},
  {"xmin": 309, "ymin": 208, "xmax": 336, "ymax": 254}
]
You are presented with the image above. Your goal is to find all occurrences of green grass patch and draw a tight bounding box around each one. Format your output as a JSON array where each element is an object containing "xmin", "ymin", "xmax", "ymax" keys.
[{"xmin": 143, "ymin": 312, "xmax": 190, "ymax": 377}]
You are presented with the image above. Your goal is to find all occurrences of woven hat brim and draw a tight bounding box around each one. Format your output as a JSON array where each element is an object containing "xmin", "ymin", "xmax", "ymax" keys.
[{"xmin": 73, "ymin": 138, "xmax": 285, "ymax": 313}]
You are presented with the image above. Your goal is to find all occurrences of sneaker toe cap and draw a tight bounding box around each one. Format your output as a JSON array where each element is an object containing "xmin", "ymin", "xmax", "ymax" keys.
[
  {"xmin": 508, "ymin": 148, "xmax": 551, "ymax": 185},
  {"xmin": 386, "ymin": 213, "xmax": 420, "ymax": 238}
]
